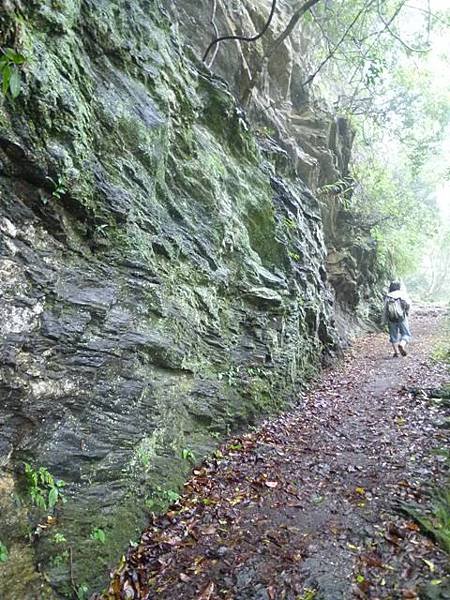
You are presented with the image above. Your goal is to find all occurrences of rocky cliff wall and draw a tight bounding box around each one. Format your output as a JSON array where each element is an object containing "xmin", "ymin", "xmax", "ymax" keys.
[
  {"xmin": 168, "ymin": 0, "xmax": 381, "ymax": 330},
  {"xmin": 0, "ymin": 2, "xmax": 353, "ymax": 596},
  {"xmin": 168, "ymin": 0, "xmax": 347, "ymax": 189}
]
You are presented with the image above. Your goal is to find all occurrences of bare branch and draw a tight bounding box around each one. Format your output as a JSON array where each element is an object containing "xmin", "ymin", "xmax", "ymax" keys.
[
  {"xmin": 406, "ymin": 3, "xmax": 449, "ymax": 27},
  {"xmin": 344, "ymin": 0, "xmax": 410, "ymax": 98},
  {"xmin": 202, "ymin": 0, "xmax": 278, "ymax": 63},
  {"xmin": 240, "ymin": 0, "xmax": 321, "ymax": 104},
  {"xmin": 311, "ymin": 10, "xmax": 333, "ymax": 54},
  {"xmin": 207, "ymin": 0, "xmax": 220, "ymax": 69},
  {"xmin": 303, "ymin": 0, "xmax": 377, "ymax": 87},
  {"xmin": 264, "ymin": 0, "xmax": 322, "ymax": 60},
  {"xmin": 376, "ymin": 0, "xmax": 430, "ymax": 53}
]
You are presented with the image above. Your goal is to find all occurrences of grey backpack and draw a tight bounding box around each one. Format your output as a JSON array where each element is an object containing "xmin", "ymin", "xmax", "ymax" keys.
[{"xmin": 386, "ymin": 297, "xmax": 405, "ymax": 322}]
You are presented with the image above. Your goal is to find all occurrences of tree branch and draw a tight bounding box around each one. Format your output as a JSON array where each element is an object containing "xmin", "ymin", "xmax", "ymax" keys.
[
  {"xmin": 344, "ymin": 0, "xmax": 409, "ymax": 103},
  {"xmin": 206, "ymin": 0, "xmax": 220, "ymax": 68},
  {"xmin": 240, "ymin": 0, "xmax": 321, "ymax": 104},
  {"xmin": 405, "ymin": 3, "xmax": 449, "ymax": 27},
  {"xmin": 376, "ymin": 0, "xmax": 430, "ymax": 53},
  {"xmin": 265, "ymin": 0, "xmax": 321, "ymax": 60},
  {"xmin": 203, "ymin": 0, "xmax": 278, "ymax": 63},
  {"xmin": 302, "ymin": 0, "xmax": 376, "ymax": 87}
]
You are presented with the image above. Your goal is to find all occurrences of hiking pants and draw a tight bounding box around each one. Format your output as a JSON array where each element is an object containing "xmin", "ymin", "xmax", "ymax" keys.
[{"xmin": 388, "ymin": 318, "xmax": 411, "ymax": 344}]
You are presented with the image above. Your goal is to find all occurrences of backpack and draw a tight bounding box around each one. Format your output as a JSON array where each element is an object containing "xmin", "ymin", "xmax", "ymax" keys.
[{"xmin": 386, "ymin": 296, "xmax": 405, "ymax": 322}]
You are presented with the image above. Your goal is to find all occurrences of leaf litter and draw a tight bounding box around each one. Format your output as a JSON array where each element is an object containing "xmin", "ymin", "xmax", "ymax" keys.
[{"xmin": 98, "ymin": 312, "xmax": 449, "ymax": 599}]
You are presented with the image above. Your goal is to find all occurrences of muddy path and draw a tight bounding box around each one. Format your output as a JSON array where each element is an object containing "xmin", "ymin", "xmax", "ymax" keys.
[{"xmin": 100, "ymin": 311, "xmax": 450, "ymax": 600}]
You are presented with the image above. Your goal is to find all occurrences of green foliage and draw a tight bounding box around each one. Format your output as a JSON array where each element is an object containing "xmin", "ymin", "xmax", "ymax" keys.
[
  {"xmin": 181, "ymin": 448, "xmax": 196, "ymax": 463},
  {"xmin": 90, "ymin": 528, "xmax": 106, "ymax": 544},
  {"xmin": 349, "ymin": 129, "xmax": 442, "ymax": 278},
  {"xmin": 49, "ymin": 550, "xmax": 69, "ymax": 568},
  {"xmin": 282, "ymin": 217, "xmax": 297, "ymax": 230},
  {"xmin": 407, "ymin": 487, "xmax": 450, "ymax": 555},
  {"xmin": 0, "ymin": 541, "xmax": 8, "ymax": 563},
  {"xmin": 145, "ymin": 486, "xmax": 180, "ymax": 512},
  {"xmin": 0, "ymin": 47, "xmax": 26, "ymax": 99},
  {"xmin": 300, "ymin": 0, "xmax": 450, "ymax": 281},
  {"xmin": 23, "ymin": 463, "xmax": 66, "ymax": 511},
  {"xmin": 432, "ymin": 344, "xmax": 450, "ymax": 364},
  {"xmin": 407, "ymin": 222, "xmax": 450, "ymax": 301},
  {"xmin": 217, "ymin": 365, "xmax": 241, "ymax": 386},
  {"xmin": 53, "ymin": 533, "xmax": 67, "ymax": 544},
  {"xmin": 308, "ymin": 0, "xmax": 442, "ymax": 115},
  {"xmin": 45, "ymin": 175, "xmax": 68, "ymax": 200},
  {"xmin": 297, "ymin": 590, "xmax": 317, "ymax": 600},
  {"xmin": 74, "ymin": 584, "xmax": 89, "ymax": 600},
  {"xmin": 165, "ymin": 489, "xmax": 180, "ymax": 503},
  {"xmin": 429, "ymin": 490, "xmax": 450, "ymax": 554},
  {"xmin": 318, "ymin": 178, "xmax": 354, "ymax": 197},
  {"xmin": 288, "ymin": 250, "xmax": 300, "ymax": 262}
]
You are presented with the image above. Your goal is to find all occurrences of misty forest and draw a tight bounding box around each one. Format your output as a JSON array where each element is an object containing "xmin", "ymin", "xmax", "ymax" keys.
[{"xmin": 0, "ymin": 0, "xmax": 450, "ymax": 598}]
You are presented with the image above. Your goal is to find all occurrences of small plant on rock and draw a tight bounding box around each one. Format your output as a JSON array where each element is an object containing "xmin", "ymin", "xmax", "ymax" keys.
[
  {"xmin": 297, "ymin": 590, "xmax": 317, "ymax": 600},
  {"xmin": 90, "ymin": 527, "xmax": 106, "ymax": 544},
  {"xmin": 53, "ymin": 532, "xmax": 67, "ymax": 544},
  {"xmin": 145, "ymin": 486, "xmax": 181, "ymax": 512},
  {"xmin": 23, "ymin": 463, "xmax": 66, "ymax": 510},
  {"xmin": 181, "ymin": 448, "xmax": 196, "ymax": 463},
  {"xmin": 45, "ymin": 175, "xmax": 68, "ymax": 200},
  {"xmin": 0, "ymin": 47, "xmax": 26, "ymax": 99},
  {"xmin": 49, "ymin": 550, "xmax": 69, "ymax": 568},
  {"xmin": 74, "ymin": 584, "xmax": 89, "ymax": 600},
  {"xmin": 0, "ymin": 541, "xmax": 8, "ymax": 562}
]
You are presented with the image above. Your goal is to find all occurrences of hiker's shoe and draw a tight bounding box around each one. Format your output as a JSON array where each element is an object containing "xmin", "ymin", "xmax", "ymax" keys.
[
  {"xmin": 398, "ymin": 343, "xmax": 407, "ymax": 356},
  {"xmin": 393, "ymin": 352, "xmax": 399, "ymax": 358}
]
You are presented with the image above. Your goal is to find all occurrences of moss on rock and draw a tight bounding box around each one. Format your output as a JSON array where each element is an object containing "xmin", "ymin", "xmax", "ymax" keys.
[{"xmin": 0, "ymin": 2, "xmax": 338, "ymax": 597}]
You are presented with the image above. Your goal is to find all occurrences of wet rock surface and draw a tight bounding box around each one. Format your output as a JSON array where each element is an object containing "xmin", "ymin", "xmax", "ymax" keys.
[
  {"xmin": 0, "ymin": 2, "xmax": 350, "ymax": 595},
  {"xmin": 166, "ymin": 0, "xmax": 382, "ymax": 340},
  {"xmin": 101, "ymin": 313, "xmax": 450, "ymax": 599}
]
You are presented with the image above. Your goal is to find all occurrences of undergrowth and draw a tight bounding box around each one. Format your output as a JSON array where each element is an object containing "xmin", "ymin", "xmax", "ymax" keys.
[
  {"xmin": 410, "ymin": 328, "xmax": 450, "ymax": 555},
  {"xmin": 407, "ymin": 484, "xmax": 450, "ymax": 555}
]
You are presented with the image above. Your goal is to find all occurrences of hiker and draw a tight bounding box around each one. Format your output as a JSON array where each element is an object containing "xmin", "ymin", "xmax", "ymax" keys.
[{"xmin": 383, "ymin": 281, "xmax": 411, "ymax": 357}]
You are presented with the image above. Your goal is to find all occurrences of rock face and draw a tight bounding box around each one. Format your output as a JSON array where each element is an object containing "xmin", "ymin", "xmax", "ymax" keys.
[
  {"xmin": 169, "ymin": 0, "xmax": 347, "ymax": 190},
  {"xmin": 0, "ymin": 1, "xmax": 372, "ymax": 596},
  {"xmin": 168, "ymin": 0, "xmax": 381, "ymax": 332}
]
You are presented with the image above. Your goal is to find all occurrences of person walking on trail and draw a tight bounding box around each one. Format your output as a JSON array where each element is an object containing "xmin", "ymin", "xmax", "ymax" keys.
[{"xmin": 383, "ymin": 281, "xmax": 411, "ymax": 357}]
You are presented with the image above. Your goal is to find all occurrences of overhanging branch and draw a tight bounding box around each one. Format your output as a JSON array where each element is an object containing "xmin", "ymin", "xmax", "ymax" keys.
[
  {"xmin": 377, "ymin": 0, "xmax": 430, "ymax": 53},
  {"xmin": 302, "ymin": 0, "xmax": 377, "ymax": 87},
  {"xmin": 240, "ymin": 0, "xmax": 321, "ymax": 104},
  {"xmin": 202, "ymin": 0, "xmax": 278, "ymax": 63}
]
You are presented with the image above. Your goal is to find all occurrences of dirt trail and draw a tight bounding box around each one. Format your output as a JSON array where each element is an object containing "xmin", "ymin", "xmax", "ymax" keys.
[{"xmin": 102, "ymin": 312, "xmax": 450, "ymax": 600}]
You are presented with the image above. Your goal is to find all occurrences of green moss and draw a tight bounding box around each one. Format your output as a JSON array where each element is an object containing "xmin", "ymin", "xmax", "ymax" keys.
[
  {"xmin": 198, "ymin": 77, "xmax": 258, "ymax": 161},
  {"xmin": 245, "ymin": 201, "xmax": 287, "ymax": 268},
  {"xmin": 0, "ymin": 2, "xmax": 332, "ymax": 597}
]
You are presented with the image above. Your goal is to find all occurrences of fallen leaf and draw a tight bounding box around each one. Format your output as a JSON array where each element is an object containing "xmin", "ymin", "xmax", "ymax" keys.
[
  {"xmin": 229, "ymin": 494, "xmax": 245, "ymax": 506},
  {"xmin": 197, "ymin": 581, "xmax": 215, "ymax": 600},
  {"xmin": 421, "ymin": 558, "xmax": 435, "ymax": 573},
  {"xmin": 202, "ymin": 525, "xmax": 217, "ymax": 535},
  {"xmin": 362, "ymin": 553, "xmax": 383, "ymax": 568}
]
